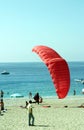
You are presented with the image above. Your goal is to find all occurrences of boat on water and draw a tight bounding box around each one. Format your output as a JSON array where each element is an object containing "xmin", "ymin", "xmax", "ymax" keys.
[
  {"xmin": 10, "ymin": 93, "xmax": 24, "ymax": 98},
  {"xmin": 1, "ymin": 70, "xmax": 10, "ymax": 75},
  {"xmin": 74, "ymin": 79, "xmax": 84, "ymax": 84}
]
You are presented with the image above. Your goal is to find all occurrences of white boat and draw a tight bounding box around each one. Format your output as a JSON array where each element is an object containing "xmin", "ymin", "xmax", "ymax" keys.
[
  {"xmin": 74, "ymin": 79, "xmax": 82, "ymax": 82},
  {"xmin": 10, "ymin": 93, "xmax": 24, "ymax": 98},
  {"xmin": 74, "ymin": 79, "xmax": 84, "ymax": 84},
  {"xmin": 1, "ymin": 70, "xmax": 10, "ymax": 75}
]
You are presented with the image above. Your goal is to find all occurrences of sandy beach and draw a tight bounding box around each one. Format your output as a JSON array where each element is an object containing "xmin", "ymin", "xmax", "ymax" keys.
[{"xmin": 0, "ymin": 96, "xmax": 84, "ymax": 130}]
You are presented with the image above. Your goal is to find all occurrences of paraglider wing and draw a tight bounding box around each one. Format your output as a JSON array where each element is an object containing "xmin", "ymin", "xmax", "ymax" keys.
[
  {"xmin": 32, "ymin": 45, "xmax": 62, "ymax": 63},
  {"xmin": 32, "ymin": 45, "xmax": 70, "ymax": 99}
]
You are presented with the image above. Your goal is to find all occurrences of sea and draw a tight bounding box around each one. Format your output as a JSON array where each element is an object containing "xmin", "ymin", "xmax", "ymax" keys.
[{"xmin": 0, "ymin": 62, "xmax": 84, "ymax": 99}]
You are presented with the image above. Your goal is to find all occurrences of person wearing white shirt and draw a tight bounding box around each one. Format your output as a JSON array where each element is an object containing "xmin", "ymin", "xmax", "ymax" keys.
[{"xmin": 27, "ymin": 100, "xmax": 34, "ymax": 126}]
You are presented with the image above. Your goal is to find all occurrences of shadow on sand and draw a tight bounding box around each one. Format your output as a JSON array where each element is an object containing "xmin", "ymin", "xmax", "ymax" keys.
[{"xmin": 31, "ymin": 125, "xmax": 49, "ymax": 127}]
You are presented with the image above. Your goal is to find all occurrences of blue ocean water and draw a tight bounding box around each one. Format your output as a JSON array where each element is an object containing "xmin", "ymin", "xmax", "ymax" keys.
[{"xmin": 0, "ymin": 62, "xmax": 84, "ymax": 98}]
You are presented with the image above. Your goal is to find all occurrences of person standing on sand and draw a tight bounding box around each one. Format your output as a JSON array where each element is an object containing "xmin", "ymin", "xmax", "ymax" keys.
[
  {"xmin": 29, "ymin": 92, "xmax": 32, "ymax": 100},
  {"xmin": 0, "ymin": 90, "xmax": 4, "ymax": 99},
  {"xmin": 73, "ymin": 89, "xmax": 76, "ymax": 95},
  {"xmin": 0, "ymin": 90, "xmax": 4, "ymax": 111},
  {"xmin": 27, "ymin": 100, "xmax": 35, "ymax": 126}
]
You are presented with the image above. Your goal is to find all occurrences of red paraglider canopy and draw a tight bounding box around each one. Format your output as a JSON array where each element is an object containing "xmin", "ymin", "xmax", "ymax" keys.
[{"xmin": 32, "ymin": 45, "xmax": 70, "ymax": 99}]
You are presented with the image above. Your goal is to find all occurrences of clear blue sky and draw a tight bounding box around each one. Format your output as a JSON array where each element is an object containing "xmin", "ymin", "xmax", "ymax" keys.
[{"xmin": 0, "ymin": 0, "xmax": 83, "ymax": 62}]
